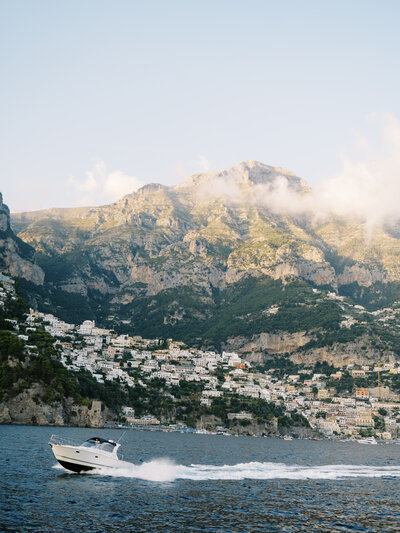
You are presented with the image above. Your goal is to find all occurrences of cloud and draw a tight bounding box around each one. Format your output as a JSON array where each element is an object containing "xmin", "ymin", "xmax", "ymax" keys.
[
  {"xmin": 310, "ymin": 112, "xmax": 400, "ymax": 228},
  {"xmin": 69, "ymin": 160, "xmax": 144, "ymax": 206},
  {"xmin": 69, "ymin": 114, "xmax": 400, "ymax": 229},
  {"xmin": 197, "ymin": 155, "xmax": 211, "ymax": 172},
  {"xmin": 195, "ymin": 113, "xmax": 400, "ymax": 230}
]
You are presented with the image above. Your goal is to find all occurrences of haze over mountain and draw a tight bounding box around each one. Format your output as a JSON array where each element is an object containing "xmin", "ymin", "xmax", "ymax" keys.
[{"xmin": 7, "ymin": 161, "xmax": 400, "ymax": 363}]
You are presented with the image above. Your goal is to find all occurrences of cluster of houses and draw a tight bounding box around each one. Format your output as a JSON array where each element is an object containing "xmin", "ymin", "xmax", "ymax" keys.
[
  {"xmin": 0, "ymin": 273, "xmax": 16, "ymax": 305},
  {"xmin": 281, "ymin": 366, "xmax": 400, "ymax": 439},
  {"xmin": 30, "ymin": 309, "xmax": 400, "ymax": 439},
  {"xmin": 2, "ymin": 272, "xmax": 400, "ymax": 439}
]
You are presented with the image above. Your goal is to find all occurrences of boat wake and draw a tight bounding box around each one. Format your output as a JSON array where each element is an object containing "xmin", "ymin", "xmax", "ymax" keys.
[{"xmin": 81, "ymin": 459, "xmax": 400, "ymax": 482}]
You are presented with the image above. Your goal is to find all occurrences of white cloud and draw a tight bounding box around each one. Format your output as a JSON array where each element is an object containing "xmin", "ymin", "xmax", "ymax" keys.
[
  {"xmin": 197, "ymin": 155, "xmax": 211, "ymax": 172},
  {"xmin": 69, "ymin": 160, "xmax": 144, "ymax": 206},
  {"xmin": 194, "ymin": 113, "xmax": 400, "ymax": 230},
  {"xmin": 68, "ymin": 114, "xmax": 400, "ymax": 230},
  {"xmin": 309, "ymin": 112, "xmax": 400, "ymax": 228}
]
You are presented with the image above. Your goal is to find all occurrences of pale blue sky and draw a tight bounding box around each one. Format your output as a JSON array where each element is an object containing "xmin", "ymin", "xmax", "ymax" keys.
[{"xmin": 1, "ymin": 0, "xmax": 400, "ymax": 211}]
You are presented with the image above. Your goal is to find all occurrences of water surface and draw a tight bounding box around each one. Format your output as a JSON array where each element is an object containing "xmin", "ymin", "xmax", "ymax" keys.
[{"xmin": 1, "ymin": 425, "xmax": 400, "ymax": 532}]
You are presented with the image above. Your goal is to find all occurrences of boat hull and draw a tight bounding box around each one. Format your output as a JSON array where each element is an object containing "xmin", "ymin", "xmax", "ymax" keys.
[{"xmin": 57, "ymin": 460, "xmax": 95, "ymax": 473}]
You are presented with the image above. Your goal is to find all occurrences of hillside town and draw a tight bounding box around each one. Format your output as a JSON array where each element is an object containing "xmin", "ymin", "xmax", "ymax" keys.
[{"xmin": 2, "ymin": 272, "xmax": 400, "ymax": 440}]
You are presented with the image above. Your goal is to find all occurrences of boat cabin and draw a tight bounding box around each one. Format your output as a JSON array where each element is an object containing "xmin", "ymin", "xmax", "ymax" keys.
[{"xmin": 81, "ymin": 437, "xmax": 117, "ymax": 453}]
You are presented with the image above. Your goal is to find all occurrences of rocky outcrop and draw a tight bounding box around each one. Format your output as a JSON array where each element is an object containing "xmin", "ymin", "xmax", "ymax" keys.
[
  {"xmin": 68, "ymin": 400, "xmax": 110, "ymax": 428},
  {"xmin": 0, "ymin": 193, "xmax": 44, "ymax": 285},
  {"xmin": 0, "ymin": 384, "xmax": 112, "ymax": 427},
  {"xmin": 337, "ymin": 265, "xmax": 386, "ymax": 287},
  {"xmin": 0, "ymin": 236, "xmax": 44, "ymax": 284},
  {"xmin": 195, "ymin": 413, "xmax": 317, "ymax": 438},
  {"xmin": 0, "ymin": 193, "xmax": 10, "ymax": 232},
  {"xmin": 223, "ymin": 332, "xmax": 311, "ymax": 362},
  {"xmin": 289, "ymin": 338, "xmax": 397, "ymax": 367}
]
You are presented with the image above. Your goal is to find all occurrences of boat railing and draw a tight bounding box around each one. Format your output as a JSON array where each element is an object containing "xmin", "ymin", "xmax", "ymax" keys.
[{"xmin": 49, "ymin": 434, "xmax": 81, "ymax": 446}]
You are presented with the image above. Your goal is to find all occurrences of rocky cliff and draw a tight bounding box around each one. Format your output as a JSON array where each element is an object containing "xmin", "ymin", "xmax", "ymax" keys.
[
  {"xmin": 0, "ymin": 193, "xmax": 44, "ymax": 285},
  {"xmin": 0, "ymin": 386, "xmax": 110, "ymax": 427}
]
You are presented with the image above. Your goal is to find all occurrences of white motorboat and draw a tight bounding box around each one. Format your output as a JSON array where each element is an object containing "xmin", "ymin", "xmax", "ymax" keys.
[
  {"xmin": 49, "ymin": 435, "xmax": 133, "ymax": 473},
  {"xmin": 357, "ymin": 436, "xmax": 378, "ymax": 445}
]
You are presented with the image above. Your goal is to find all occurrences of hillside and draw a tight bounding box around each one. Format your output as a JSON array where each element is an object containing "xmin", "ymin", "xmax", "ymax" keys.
[
  {"xmin": 0, "ymin": 274, "xmax": 316, "ymax": 436},
  {"xmin": 0, "ymin": 274, "xmax": 111, "ymax": 426},
  {"xmin": 9, "ymin": 161, "xmax": 400, "ymax": 362}
]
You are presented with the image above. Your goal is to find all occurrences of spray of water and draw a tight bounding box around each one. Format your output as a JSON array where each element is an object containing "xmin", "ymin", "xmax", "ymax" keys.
[{"xmin": 53, "ymin": 459, "xmax": 400, "ymax": 482}]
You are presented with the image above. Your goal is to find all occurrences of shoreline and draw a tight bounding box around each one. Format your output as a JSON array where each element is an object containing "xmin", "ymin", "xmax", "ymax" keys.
[{"xmin": 2, "ymin": 421, "xmax": 398, "ymax": 444}]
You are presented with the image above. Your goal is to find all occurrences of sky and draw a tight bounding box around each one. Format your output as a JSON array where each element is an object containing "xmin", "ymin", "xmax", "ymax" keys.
[{"xmin": 1, "ymin": 0, "xmax": 400, "ymax": 212}]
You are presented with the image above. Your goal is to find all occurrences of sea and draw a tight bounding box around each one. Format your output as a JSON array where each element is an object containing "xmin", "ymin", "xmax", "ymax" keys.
[{"xmin": 1, "ymin": 426, "xmax": 400, "ymax": 532}]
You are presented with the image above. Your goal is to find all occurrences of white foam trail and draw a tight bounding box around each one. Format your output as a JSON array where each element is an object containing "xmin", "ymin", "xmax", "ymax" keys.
[
  {"xmin": 90, "ymin": 459, "xmax": 400, "ymax": 482},
  {"xmin": 103, "ymin": 458, "xmax": 179, "ymax": 482}
]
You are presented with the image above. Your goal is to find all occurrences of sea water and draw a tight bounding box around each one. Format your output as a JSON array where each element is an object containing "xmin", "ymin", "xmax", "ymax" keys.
[{"xmin": 1, "ymin": 425, "xmax": 400, "ymax": 532}]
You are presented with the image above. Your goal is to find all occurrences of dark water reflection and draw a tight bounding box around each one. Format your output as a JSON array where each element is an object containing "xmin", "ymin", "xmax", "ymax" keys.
[{"xmin": 1, "ymin": 425, "xmax": 400, "ymax": 532}]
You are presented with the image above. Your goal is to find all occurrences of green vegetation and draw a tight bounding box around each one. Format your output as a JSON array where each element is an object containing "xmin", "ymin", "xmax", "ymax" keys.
[
  {"xmin": 203, "ymin": 278, "xmax": 341, "ymax": 344},
  {"xmin": 300, "ymin": 324, "xmax": 367, "ymax": 351},
  {"xmin": 201, "ymin": 393, "xmax": 309, "ymax": 429},
  {"xmin": 73, "ymin": 369, "xmax": 125, "ymax": 409},
  {"xmin": 0, "ymin": 332, "xmax": 82, "ymax": 404},
  {"xmin": 326, "ymin": 371, "xmax": 354, "ymax": 394},
  {"xmin": 339, "ymin": 281, "xmax": 400, "ymax": 311},
  {"xmin": 19, "ymin": 279, "xmax": 97, "ymax": 324},
  {"xmin": 0, "ymin": 286, "xmax": 84, "ymax": 404},
  {"xmin": 313, "ymin": 361, "xmax": 337, "ymax": 376},
  {"xmin": 0, "ymin": 330, "xmax": 25, "ymax": 361},
  {"xmin": 256, "ymin": 356, "xmax": 303, "ymax": 379},
  {"xmin": 113, "ymin": 276, "xmax": 344, "ymax": 349}
]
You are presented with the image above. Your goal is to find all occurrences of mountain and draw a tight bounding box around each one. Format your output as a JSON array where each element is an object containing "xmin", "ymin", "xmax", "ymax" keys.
[{"xmin": 9, "ymin": 161, "xmax": 400, "ymax": 362}]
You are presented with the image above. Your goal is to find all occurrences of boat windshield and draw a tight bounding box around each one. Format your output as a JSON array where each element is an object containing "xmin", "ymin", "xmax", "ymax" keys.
[
  {"xmin": 80, "ymin": 438, "xmax": 116, "ymax": 452},
  {"xmin": 81, "ymin": 439, "xmax": 101, "ymax": 448},
  {"xmin": 98, "ymin": 442, "xmax": 115, "ymax": 453}
]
